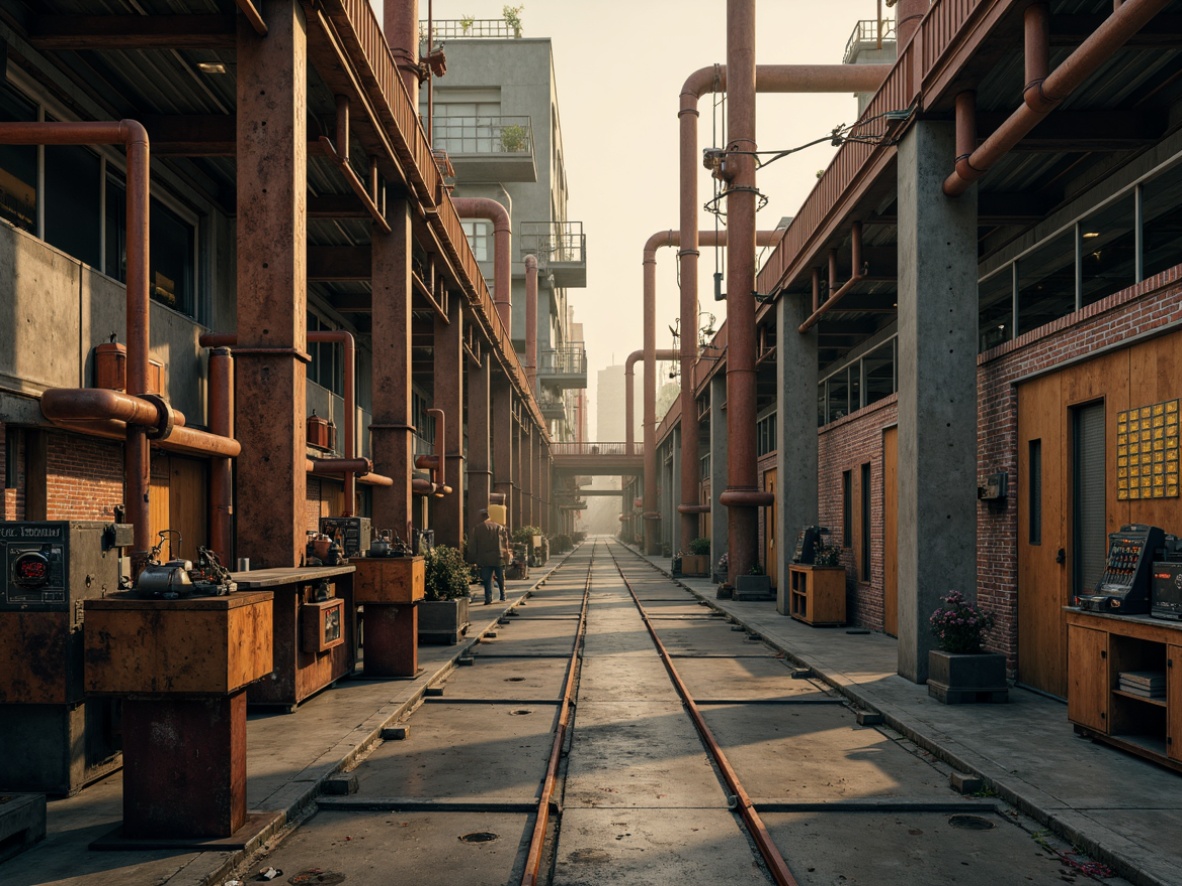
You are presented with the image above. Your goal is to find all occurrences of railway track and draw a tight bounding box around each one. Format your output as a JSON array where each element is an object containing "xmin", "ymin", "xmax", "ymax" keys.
[{"xmin": 238, "ymin": 539, "xmax": 1123, "ymax": 886}]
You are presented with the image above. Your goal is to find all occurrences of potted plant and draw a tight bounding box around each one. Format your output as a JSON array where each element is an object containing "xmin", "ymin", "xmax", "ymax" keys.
[
  {"xmin": 927, "ymin": 591, "xmax": 1008, "ymax": 703},
  {"xmin": 418, "ymin": 544, "xmax": 471, "ymax": 645},
  {"xmin": 502, "ymin": 4, "xmax": 524, "ymax": 37},
  {"xmin": 681, "ymin": 537, "xmax": 711, "ymax": 577},
  {"xmin": 735, "ymin": 560, "xmax": 773, "ymax": 601},
  {"xmin": 713, "ymin": 551, "xmax": 728, "ymax": 584},
  {"xmin": 459, "ymin": 14, "xmax": 475, "ymax": 34},
  {"xmin": 500, "ymin": 123, "xmax": 527, "ymax": 153}
]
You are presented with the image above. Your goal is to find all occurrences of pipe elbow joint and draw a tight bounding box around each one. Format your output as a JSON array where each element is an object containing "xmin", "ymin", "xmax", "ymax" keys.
[{"xmin": 1022, "ymin": 80, "xmax": 1059, "ymax": 115}]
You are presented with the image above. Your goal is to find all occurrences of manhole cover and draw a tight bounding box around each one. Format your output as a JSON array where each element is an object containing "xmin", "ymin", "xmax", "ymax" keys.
[
  {"xmin": 949, "ymin": 814, "xmax": 995, "ymax": 831},
  {"xmin": 288, "ymin": 870, "xmax": 346, "ymax": 885},
  {"xmin": 505, "ymin": 677, "xmax": 526, "ymax": 682},
  {"xmin": 459, "ymin": 831, "xmax": 499, "ymax": 843},
  {"xmin": 510, "ymin": 709, "xmax": 532, "ymax": 716}
]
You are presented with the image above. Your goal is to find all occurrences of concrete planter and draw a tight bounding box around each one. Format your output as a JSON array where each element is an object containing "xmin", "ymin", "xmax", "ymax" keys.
[
  {"xmin": 927, "ymin": 650, "xmax": 1008, "ymax": 704},
  {"xmin": 418, "ymin": 598, "xmax": 470, "ymax": 646},
  {"xmin": 734, "ymin": 574, "xmax": 773, "ymax": 601}
]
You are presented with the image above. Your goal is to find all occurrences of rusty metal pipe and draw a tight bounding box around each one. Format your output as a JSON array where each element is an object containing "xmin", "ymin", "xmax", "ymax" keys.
[
  {"xmin": 413, "ymin": 407, "xmax": 448, "ymax": 494},
  {"xmin": 45, "ymin": 418, "xmax": 241, "ymax": 459},
  {"xmin": 0, "ymin": 120, "xmax": 153, "ymax": 565},
  {"xmin": 643, "ymin": 228, "xmax": 780, "ymax": 554},
  {"xmin": 453, "ymin": 197, "xmax": 513, "ymax": 331},
  {"xmin": 524, "ymin": 254, "xmax": 538, "ymax": 393},
  {"xmin": 678, "ymin": 62, "xmax": 889, "ymax": 559},
  {"xmin": 202, "ymin": 329, "xmax": 360, "ymax": 514},
  {"xmin": 1024, "ymin": 4, "xmax": 1051, "ymax": 110},
  {"xmin": 625, "ymin": 348, "xmax": 678, "ymax": 458},
  {"xmin": 385, "ymin": 0, "xmax": 420, "ymax": 105},
  {"xmin": 798, "ymin": 222, "xmax": 865, "ymax": 332},
  {"xmin": 208, "ymin": 348, "xmax": 234, "ymax": 562},
  {"xmin": 945, "ymin": 0, "xmax": 1168, "ymax": 196},
  {"xmin": 895, "ymin": 0, "xmax": 928, "ymax": 49}
]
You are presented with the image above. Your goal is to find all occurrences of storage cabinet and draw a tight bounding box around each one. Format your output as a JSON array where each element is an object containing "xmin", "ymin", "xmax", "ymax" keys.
[
  {"xmin": 1065, "ymin": 609, "xmax": 1182, "ymax": 770},
  {"xmin": 785, "ymin": 565, "xmax": 846, "ymax": 626}
]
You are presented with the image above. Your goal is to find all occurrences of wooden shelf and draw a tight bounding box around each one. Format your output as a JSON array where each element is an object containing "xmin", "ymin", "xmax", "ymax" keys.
[
  {"xmin": 1066, "ymin": 608, "xmax": 1182, "ymax": 771},
  {"xmin": 786, "ymin": 565, "xmax": 846, "ymax": 626}
]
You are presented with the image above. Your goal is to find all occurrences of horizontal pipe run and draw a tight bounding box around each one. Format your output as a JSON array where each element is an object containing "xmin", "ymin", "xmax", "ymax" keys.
[
  {"xmin": 797, "ymin": 222, "xmax": 864, "ymax": 333},
  {"xmin": 718, "ymin": 488, "xmax": 775, "ymax": 508},
  {"xmin": 45, "ymin": 417, "xmax": 241, "ymax": 459},
  {"xmin": 677, "ymin": 503, "xmax": 711, "ymax": 514}
]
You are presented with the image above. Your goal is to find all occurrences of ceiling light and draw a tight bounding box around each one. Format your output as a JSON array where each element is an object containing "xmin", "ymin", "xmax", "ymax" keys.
[
  {"xmin": 1082, "ymin": 231, "xmax": 1100, "ymax": 239},
  {"xmin": 197, "ymin": 62, "xmax": 227, "ymax": 75}
]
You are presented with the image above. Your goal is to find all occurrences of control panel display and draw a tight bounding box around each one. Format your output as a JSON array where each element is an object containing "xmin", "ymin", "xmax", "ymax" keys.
[
  {"xmin": 1077, "ymin": 523, "xmax": 1164, "ymax": 615},
  {"xmin": 2, "ymin": 523, "xmax": 69, "ymax": 606}
]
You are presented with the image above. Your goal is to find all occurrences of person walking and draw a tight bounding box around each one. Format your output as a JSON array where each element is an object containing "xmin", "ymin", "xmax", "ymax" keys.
[{"xmin": 469, "ymin": 508, "xmax": 510, "ymax": 605}]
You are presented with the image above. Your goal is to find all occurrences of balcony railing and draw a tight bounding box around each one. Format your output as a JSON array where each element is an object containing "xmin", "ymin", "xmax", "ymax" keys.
[
  {"xmin": 431, "ymin": 116, "xmax": 536, "ymax": 182},
  {"xmin": 420, "ymin": 19, "xmax": 522, "ymax": 41},
  {"xmin": 521, "ymin": 221, "xmax": 587, "ymax": 287},
  {"xmin": 537, "ymin": 344, "xmax": 587, "ymax": 389},
  {"xmin": 551, "ymin": 442, "xmax": 631, "ymax": 457},
  {"xmin": 843, "ymin": 18, "xmax": 897, "ymax": 64},
  {"xmin": 538, "ymin": 393, "xmax": 567, "ymax": 421}
]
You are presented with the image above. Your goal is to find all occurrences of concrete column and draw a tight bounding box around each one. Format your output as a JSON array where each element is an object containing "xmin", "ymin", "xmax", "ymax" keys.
[
  {"xmin": 709, "ymin": 373, "xmax": 729, "ymax": 571},
  {"xmin": 493, "ymin": 381, "xmax": 514, "ymax": 526},
  {"xmin": 233, "ymin": 1, "xmax": 307, "ymax": 568},
  {"xmin": 775, "ymin": 294, "xmax": 819, "ymax": 586},
  {"xmin": 432, "ymin": 291, "xmax": 464, "ymax": 548},
  {"xmin": 896, "ymin": 120, "xmax": 979, "ymax": 682},
  {"xmin": 467, "ymin": 354, "xmax": 492, "ymax": 529},
  {"xmin": 370, "ymin": 202, "xmax": 415, "ymax": 542}
]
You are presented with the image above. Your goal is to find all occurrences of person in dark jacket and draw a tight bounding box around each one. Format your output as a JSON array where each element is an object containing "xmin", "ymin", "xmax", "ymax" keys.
[{"xmin": 468, "ymin": 508, "xmax": 510, "ymax": 604}]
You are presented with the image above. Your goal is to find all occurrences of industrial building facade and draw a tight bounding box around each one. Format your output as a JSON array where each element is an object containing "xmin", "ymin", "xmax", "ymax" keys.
[{"xmin": 648, "ymin": 0, "xmax": 1182, "ymax": 700}]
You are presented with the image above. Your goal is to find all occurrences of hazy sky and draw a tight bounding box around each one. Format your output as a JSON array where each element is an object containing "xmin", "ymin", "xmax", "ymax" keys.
[{"xmin": 378, "ymin": 0, "xmax": 884, "ymax": 438}]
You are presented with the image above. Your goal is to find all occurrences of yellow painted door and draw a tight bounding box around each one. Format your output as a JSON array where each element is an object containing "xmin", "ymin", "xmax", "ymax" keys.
[{"xmin": 765, "ymin": 469, "xmax": 778, "ymax": 590}]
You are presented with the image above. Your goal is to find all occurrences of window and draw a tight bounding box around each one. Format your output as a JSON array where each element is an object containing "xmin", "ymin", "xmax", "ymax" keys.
[
  {"xmin": 978, "ymin": 268, "xmax": 1013, "ymax": 351},
  {"xmin": 863, "ymin": 341, "xmax": 894, "ymax": 406},
  {"xmin": 45, "ymin": 138, "xmax": 101, "ymax": 269},
  {"xmin": 1141, "ymin": 162, "xmax": 1182, "ymax": 280},
  {"xmin": 1029, "ymin": 439, "xmax": 1042, "ymax": 545},
  {"xmin": 827, "ymin": 366, "xmax": 850, "ymax": 421},
  {"xmin": 1018, "ymin": 230, "xmax": 1075, "ymax": 335},
  {"xmin": 462, "ymin": 220, "xmax": 492, "ymax": 262},
  {"xmin": 431, "ymin": 92, "xmax": 504, "ymax": 154},
  {"xmin": 150, "ymin": 197, "xmax": 195, "ymax": 316},
  {"xmin": 842, "ymin": 470, "xmax": 852, "ymax": 546},
  {"xmin": 1079, "ymin": 195, "xmax": 1135, "ymax": 307},
  {"xmin": 818, "ymin": 336, "xmax": 898, "ymax": 426},
  {"xmin": 306, "ymin": 312, "xmax": 343, "ymax": 395},
  {"xmin": 756, "ymin": 412, "xmax": 776, "ymax": 457},
  {"xmin": 0, "ymin": 83, "xmax": 36, "ymax": 232},
  {"xmin": 860, "ymin": 462, "xmax": 871, "ymax": 582}
]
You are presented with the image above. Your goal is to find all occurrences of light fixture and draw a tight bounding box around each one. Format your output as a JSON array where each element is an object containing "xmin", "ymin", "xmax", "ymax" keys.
[
  {"xmin": 197, "ymin": 62, "xmax": 227, "ymax": 75},
  {"xmin": 1082, "ymin": 231, "xmax": 1100, "ymax": 239}
]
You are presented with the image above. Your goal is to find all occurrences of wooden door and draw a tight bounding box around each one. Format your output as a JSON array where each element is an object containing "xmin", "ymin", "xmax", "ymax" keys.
[
  {"xmin": 882, "ymin": 426, "xmax": 898, "ymax": 637},
  {"xmin": 1018, "ymin": 373, "xmax": 1068, "ymax": 697},
  {"xmin": 168, "ymin": 457, "xmax": 209, "ymax": 562},
  {"xmin": 1067, "ymin": 624, "xmax": 1108, "ymax": 732},
  {"xmin": 148, "ymin": 456, "xmax": 171, "ymax": 558},
  {"xmin": 765, "ymin": 469, "xmax": 778, "ymax": 590}
]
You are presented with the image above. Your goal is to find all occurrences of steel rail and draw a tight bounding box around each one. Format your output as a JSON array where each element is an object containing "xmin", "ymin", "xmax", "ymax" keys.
[
  {"xmin": 607, "ymin": 541, "xmax": 801, "ymax": 886},
  {"xmin": 520, "ymin": 541, "xmax": 595, "ymax": 886}
]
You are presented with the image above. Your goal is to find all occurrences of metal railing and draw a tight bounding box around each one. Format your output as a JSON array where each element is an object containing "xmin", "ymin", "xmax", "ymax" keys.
[
  {"xmin": 843, "ymin": 17, "xmax": 898, "ymax": 63},
  {"xmin": 432, "ymin": 115, "xmax": 533, "ymax": 156},
  {"xmin": 521, "ymin": 221, "xmax": 585, "ymax": 264},
  {"xmin": 538, "ymin": 344, "xmax": 587, "ymax": 377},
  {"xmin": 420, "ymin": 19, "xmax": 522, "ymax": 41}
]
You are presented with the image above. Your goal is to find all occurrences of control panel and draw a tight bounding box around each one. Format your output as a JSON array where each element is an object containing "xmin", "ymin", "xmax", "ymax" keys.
[
  {"xmin": 0, "ymin": 522, "xmax": 128, "ymax": 613},
  {"xmin": 1077, "ymin": 523, "xmax": 1164, "ymax": 615}
]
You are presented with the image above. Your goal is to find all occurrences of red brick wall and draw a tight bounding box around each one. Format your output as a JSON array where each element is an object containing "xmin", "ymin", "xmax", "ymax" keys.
[
  {"xmin": 814, "ymin": 267, "xmax": 1182, "ymax": 664},
  {"xmin": 817, "ymin": 395, "xmax": 897, "ymax": 630},
  {"xmin": 45, "ymin": 432, "xmax": 122, "ymax": 521},
  {"xmin": 0, "ymin": 423, "xmax": 19, "ymax": 519}
]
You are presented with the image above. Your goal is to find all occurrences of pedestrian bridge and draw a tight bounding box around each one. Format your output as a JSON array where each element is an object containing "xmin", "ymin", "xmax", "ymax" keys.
[{"xmin": 550, "ymin": 442, "xmax": 643, "ymax": 478}]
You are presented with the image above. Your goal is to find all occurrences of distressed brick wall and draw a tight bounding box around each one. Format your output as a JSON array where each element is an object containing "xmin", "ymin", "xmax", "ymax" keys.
[{"xmin": 45, "ymin": 432, "xmax": 122, "ymax": 521}]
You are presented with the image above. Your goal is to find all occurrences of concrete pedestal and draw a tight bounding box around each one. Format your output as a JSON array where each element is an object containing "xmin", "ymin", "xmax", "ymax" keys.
[{"xmin": 84, "ymin": 590, "xmax": 273, "ymax": 841}]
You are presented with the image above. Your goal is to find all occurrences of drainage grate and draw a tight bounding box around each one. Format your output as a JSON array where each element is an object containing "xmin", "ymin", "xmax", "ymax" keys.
[
  {"xmin": 459, "ymin": 831, "xmax": 499, "ymax": 844},
  {"xmin": 510, "ymin": 709, "xmax": 532, "ymax": 716},
  {"xmin": 949, "ymin": 814, "xmax": 995, "ymax": 831}
]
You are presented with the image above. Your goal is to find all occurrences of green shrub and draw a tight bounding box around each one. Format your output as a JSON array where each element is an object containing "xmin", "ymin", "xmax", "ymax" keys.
[
  {"xmin": 513, "ymin": 525, "xmax": 543, "ymax": 544},
  {"xmin": 688, "ymin": 536, "xmax": 711, "ymax": 555},
  {"xmin": 423, "ymin": 544, "xmax": 471, "ymax": 600},
  {"xmin": 551, "ymin": 533, "xmax": 572, "ymax": 552},
  {"xmin": 572, "ymin": 531, "xmax": 586, "ymax": 544}
]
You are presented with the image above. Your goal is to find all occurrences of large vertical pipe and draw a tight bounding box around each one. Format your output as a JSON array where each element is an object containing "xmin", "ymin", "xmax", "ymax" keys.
[
  {"xmin": 467, "ymin": 355, "xmax": 493, "ymax": 526},
  {"xmin": 385, "ymin": 0, "xmax": 420, "ymax": 105},
  {"xmin": 719, "ymin": 0, "xmax": 767, "ymax": 582},
  {"xmin": 454, "ymin": 197, "xmax": 513, "ymax": 332},
  {"xmin": 208, "ymin": 348, "xmax": 234, "ymax": 562},
  {"xmin": 626, "ymin": 348, "xmax": 679, "ymax": 458},
  {"xmin": 896, "ymin": 0, "xmax": 928, "ymax": 49},
  {"xmin": 525, "ymin": 254, "xmax": 538, "ymax": 393},
  {"xmin": 431, "ymin": 293, "xmax": 464, "ymax": 547},
  {"xmin": 642, "ymin": 233, "xmax": 662, "ymax": 554},
  {"xmin": 677, "ymin": 63, "xmax": 888, "ymax": 562}
]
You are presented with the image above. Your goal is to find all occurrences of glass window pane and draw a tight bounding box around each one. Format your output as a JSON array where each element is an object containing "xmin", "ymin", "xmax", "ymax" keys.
[
  {"xmin": 978, "ymin": 269, "xmax": 1012, "ymax": 351},
  {"xmin": 864, "ymin": 341, "xmax": 894, "ymax": 404},
  {"xmin": 817, "ymin": 382, "xmax": 826, "ymax": 427},
  {"xmin": 150, "ymin": 198, "xmax": 195, "ymax": 317},
  {"xmin": 45, "ymin": 143, "xmax": 101, "ymax": 268},
  {"xmin": 0, "ymin": 84, "xmax": 37, "ymax": 231},
  {"xmin": 850, "ymin": 361, "xmax": 861, "ymax": 412},
  {"xmin": 1017, "ymin": 230, "xmax": 1074, "ymax": 335},
  {"xmin": 827, "ymin": 368, "xmax": 849, "ymax": 421},
  {"xmin": 1142, "ymin": 162, "xmax": 1182, "ymax": 280},
  {"xmin": 105, "ymin": 174, "xmax": 126, "ymax": 282},
  {"xmin": 1079, "ymin": 195, "xmax": 1135, "ymax": 307}
]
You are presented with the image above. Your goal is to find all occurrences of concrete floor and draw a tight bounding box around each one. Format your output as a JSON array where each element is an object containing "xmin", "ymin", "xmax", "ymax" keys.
[{"xmin": 1, "ymin": 539, "xmax": 1178, "ymax": 884}]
